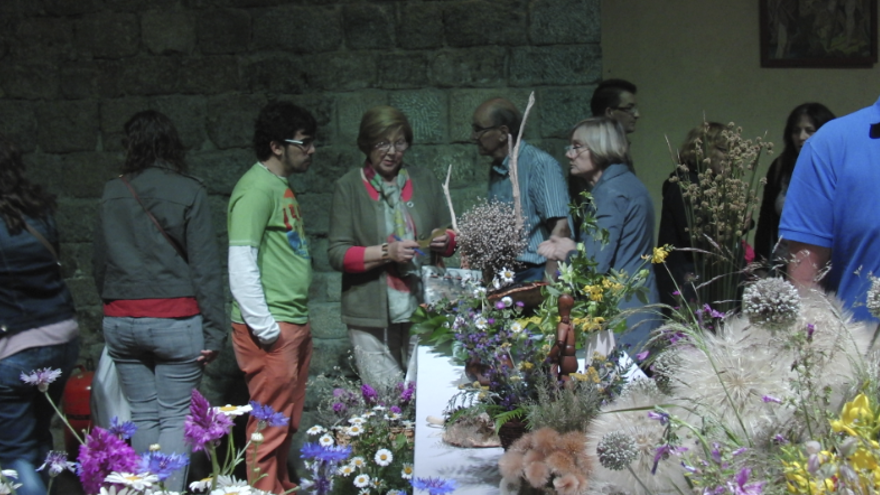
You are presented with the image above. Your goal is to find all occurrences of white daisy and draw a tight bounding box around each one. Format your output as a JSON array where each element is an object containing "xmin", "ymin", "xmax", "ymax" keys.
[
  {"xmin": 374, "ymin": 448, "xmax": 393, "ymax": 466},
  {"xmin": 306, "ymin": 425, "xmax": 326, "ymax": 436},
  {"xmin": 501, "ymin": 296, "xmax": 513, "ymax": 307},
  {"xmin": 473, "ymin": 286, "xmax": 487, "ymax": 297},
  {"xmin": 98, "ymin": 487, "xmax": 132, "ymax": 495},
  {"xmin": 358, "ymin": 489, "xmax": 371, "ymax": 495},
  {"xmin": 401, "ymin": 420, "xmax": 415, "ymax": 429},
  {"xmin": 337, "ymin": 464, "xmax": 355, "ymax": 477},
  {"xmin": 189, "ymin": 477, "xmax": 214, "ymax": 492},
  {"xmin": 475, "ymin": 316, "xmax": 488, "ymax": 329},
  {"xmin": 346, "ymin": 424, "xmax": 364, "ymax": 436},
  {"xmin": 213, "ymin": 404, "xmax": 253, "ymax": 417},
  {"xmin": 216, "ymin": 475, "xmax": 247, "ymax": 487},
  {"xmin": 348, "ymin": 417, "xmax": 366, "ymax": 425},
  {"xmin": 370, "ymin": 478, "xmax": 384, "ymax": 490},
  {"xmin": 319, "ymin": 434, "xmax": 334, "ymax": 446},
  {"xmin": 400, "ymin": 463, "xmax": 414, "ymax": 479},
  {"xmin": 104, "ymin": 472, "xmax": 159, "ymax": 491},
  {"xmin": 250, "ymin": 432, "xmax": 264, "ymax": 443},
  {"xmin": 353, "ymin": 474, "xmax": 371, "ymax": 488},
  {"xmin": 350, "ymin": 456, "xmax": 366, "ymax": 469},
  {"xmin": 510, "ymin": 321, "xmax": 523, "ymax": 334},
  {"xmin": 151, "ymin": 491, "xmax": 182, "ymax": 495},
  {"xmin": 500, "ymin": 267, "xmax": 515, "ymax": 283},
  {"xmin": 384, "ymin": 412, "xmax": 402, "ymax": 421},
  {"xmin": 210, "ymin": 486, "xmax": 253, "ymax": 495},
  {"xmin": 362, "ymin": 411, "xmax": 376, "ymax": 418},
  {"xmin": 372, "ymin": 405, "xmax": 386, "ymax": 412}
]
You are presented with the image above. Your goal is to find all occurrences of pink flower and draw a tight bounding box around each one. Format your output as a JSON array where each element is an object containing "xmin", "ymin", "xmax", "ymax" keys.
[
  {"xmin": 184, "ymin": 389, "xmax": 232, "ymax": 452},
  {"xmin": 20, "ymin": 368, "xmax": 62, "ymax": 392},
  {"xmin": 78, "ymin": 427, "xmax": 140, "ymax": 494}
]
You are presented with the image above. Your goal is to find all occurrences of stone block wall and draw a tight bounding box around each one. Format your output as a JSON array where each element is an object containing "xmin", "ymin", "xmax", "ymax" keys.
[{"xmin": 0, "ymin": 0, "xmax": 600, "ymax": 464}]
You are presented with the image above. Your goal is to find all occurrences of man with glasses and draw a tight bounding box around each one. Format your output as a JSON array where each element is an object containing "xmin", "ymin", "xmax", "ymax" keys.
[
  {"xmin": 227, "ymin": 101, "xmax": 317, "ymax": 493},
  {"xmin": 590, "ymin": 78, "xmax": 640, "ymax": 134},
  {"xmin": 471, "ymin": 97, "xmax": 571, "ymax": 283}
]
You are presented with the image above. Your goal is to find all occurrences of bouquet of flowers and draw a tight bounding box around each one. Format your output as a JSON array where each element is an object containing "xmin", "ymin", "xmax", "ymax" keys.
[
  {"xmin": 304, "ymin": 378, "xmax": 417, "ymax": 495},
  {"xmin": 11, "ymin": 368, "xmax": 291, "ymax": 495}
]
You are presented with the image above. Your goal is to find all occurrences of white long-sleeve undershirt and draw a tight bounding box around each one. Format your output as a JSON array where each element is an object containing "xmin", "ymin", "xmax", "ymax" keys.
[{"xmin": 228, "ymin": 245, "xmax": 279, "ymax": 345}]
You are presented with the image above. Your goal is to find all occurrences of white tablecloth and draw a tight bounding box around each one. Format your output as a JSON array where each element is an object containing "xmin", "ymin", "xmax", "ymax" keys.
[{"xmin": 413, "ymin": 346, "xmax": 503, "ymax": 494}]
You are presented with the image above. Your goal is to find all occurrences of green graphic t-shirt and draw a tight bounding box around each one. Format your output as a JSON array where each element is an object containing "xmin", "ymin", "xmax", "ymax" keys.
[{"xmin": 228, "ymin": 163, "xmax": 311, "ymax": 324}]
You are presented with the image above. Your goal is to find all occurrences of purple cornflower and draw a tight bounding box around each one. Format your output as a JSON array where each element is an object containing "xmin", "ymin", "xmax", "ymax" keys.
[
  {"xmin": 77, "ymin": 427, "xmax": 140, "ymax": 494},
  {"xmin": 390, "ymin": 405, "xmax": 402, "ymax": 414},
  {"xmin": 636, "ymin": 350, "xmax": 650, "ymax": 361},
  {"xmin": 762, "ymin": 395, "xmax": 782, "ymax": 404},
  {"xmin": 37, "ymin": 451, "xmax": 76, "ymax": 477},
  {"xmin": 399, "ymin": 381, "xmax": 415, "ymax": 405},
  {"xmin": 108, "ymin": 416, "xmax": 137, "ymax": 440},
  {"xmin": 728, "ymin": 467, "xmax": 766, "ymax": 495},
  {"xmin": 361, "ymin": 384, "xmax": 378, "ymax": 405},
  {"xmin": 332, "ymin": 402, "xmax": 347, "ymax": 415},
  {"xmin": 495, "ymin": 301, "xmax": 506, "ymax": 310},
  {"xmin": 300, "ymin": 443, "xmax": 352, "ymax": 463},
  {"xmin": 710, "ymin": 444, "xmax": 723, "ymax": 464},
  {"xmin": 703, "ymin": 304, "xmax": 725, "ymax": 319},
  {"xmin": 139, "ymin": 451, "xmax": 189, "ymax": 481},
  {"xmin": 672, "ymin": 290, "xmax": 681, "ymax": 296},
  {"xmin": 411, "ymin": 477, "xmax": 457, "ymax": 495},
  {"xmin": 647, "ymin": 411, "xmax": 669, "ymax": 425},
  {"xmin": 732, "ymin": 447, "xmax": 748, "ymax": 457},
  {"xmin": 515, "ymin": 301, "xmax": 524, "ymax": 308},
  {"xmin": 773, "ymin": 434, "xmax": 789, "ymax": 444},
  {"xmin": 806, "ymin": 323, "xmax": 815, "ymax": 341},
  {"xmin": 20, "ymin": 368, "xmax": 62, "ymax": 392},
  {"xmin": 184, "ymin": 389, "xmax": 233, "ymax": 452},
  {"xmin": 249, "ymin": 401, "xmax": 290, "ymax": 428}
]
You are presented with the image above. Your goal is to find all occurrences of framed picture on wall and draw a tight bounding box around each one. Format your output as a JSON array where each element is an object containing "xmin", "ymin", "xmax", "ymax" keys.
[{"xmin": 760, "ymin": 0, "xmax": 877, "ymax": 68}]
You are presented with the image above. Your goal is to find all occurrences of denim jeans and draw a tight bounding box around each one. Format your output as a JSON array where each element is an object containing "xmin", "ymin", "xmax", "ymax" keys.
[
  {"xmin": 0, "ymin": 337, "xmax": 79, "ymax": 495},
  {"xmin": 103, "ymin": 316, "xmax": 204, "ymax": 492}
]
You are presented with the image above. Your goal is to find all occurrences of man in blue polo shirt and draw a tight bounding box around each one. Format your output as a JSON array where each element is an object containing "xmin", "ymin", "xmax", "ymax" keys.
[
  {"xmin": 471, "ymin": 97, "xmax": 572, "ymax": 283},
  {"xmin": 779, "ymin": 96, "xmax": 880, "ymax": 322}
]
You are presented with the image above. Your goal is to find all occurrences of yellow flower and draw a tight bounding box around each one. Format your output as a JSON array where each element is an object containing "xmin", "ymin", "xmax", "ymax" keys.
[
  {"xmin": 569, "ymin": 372, "xmax": 589, "ymax": 382},
  {"xmin": 585, "ymin": 367, "xmax": 600, "ymax": 383},
  {"xmin": 642, "ymin": 245, "xmax": 672, "ymax": 264},
  {"xmin": 832, "ymin": 393, "xmax": 876, "ymax": 436},
  {"xmin": 519, "ymin": 361, "xmax": 534, "ymax": 371}
]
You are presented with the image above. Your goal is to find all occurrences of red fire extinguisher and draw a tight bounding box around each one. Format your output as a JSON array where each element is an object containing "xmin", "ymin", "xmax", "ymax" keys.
[{"xmin": 62, "ymin": 364, "xmax": 93, "ymax": 454}]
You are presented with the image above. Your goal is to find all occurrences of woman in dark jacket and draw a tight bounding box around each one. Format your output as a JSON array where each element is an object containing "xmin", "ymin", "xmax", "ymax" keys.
[
  {"xmin": 0, "ymin": 134, "xmax": 79, "ymax": 495},
  {"xmin": 92, "ymin": 111, "xmax": 225, "ymax": 491},
  {"xmin": 754, "ymin": 103, "xmax": 835, "ymax": 271}
]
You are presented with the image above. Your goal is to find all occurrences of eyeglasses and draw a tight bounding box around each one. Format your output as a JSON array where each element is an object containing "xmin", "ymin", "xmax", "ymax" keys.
[
  {"xmin": 565, "ymin": 144, "xmax": 589, "ymax": 155},
  {"xmin": 374, "ymin": 139, "xmax": 409, "ymax": 152},
  {"xmin": 471, "ymin": 124, "xmax": 499, "ymax": 136},
  {"xmin": 614, "ymin": 105, "xmax": 638, "ymax": 115},
  {"xmin": 284, "ymin": 138, "xmax": 316, "ymax": 151}
]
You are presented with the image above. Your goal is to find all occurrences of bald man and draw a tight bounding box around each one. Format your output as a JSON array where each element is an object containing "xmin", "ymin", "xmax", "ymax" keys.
[{"xmin": 470, "ymin": 97, "xmax": 571, "ymax": 282}]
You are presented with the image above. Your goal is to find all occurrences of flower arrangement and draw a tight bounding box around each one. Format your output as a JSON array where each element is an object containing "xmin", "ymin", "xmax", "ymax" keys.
[
  {"xmin": 582, "ymin": 279, "xmax": 877, "ymax": 495},
  {"xmin": 9, "ymin": 368, "xmax": 293, "ymax": 495},
  {"xmin": 667, "ymin": 122, "xmax": 771, "ymax": 313},
  {"xmin": 304, "ymin": 378, "xmax": 417, "ymax": 495}
]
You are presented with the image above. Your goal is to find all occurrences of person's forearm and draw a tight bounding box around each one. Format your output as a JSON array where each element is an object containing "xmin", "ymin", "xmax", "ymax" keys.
[
  {"xmin": 787, "ymin": 240, "xmax": 831, "ymax": 292},
  {"xmin": 229, "ymin": 245, "xmax": 279, "ymax": 344}
]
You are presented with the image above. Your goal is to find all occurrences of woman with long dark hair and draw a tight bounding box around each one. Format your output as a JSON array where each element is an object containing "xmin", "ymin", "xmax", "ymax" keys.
[
  {"xmin": 93, "ymin": 111, "xmax": 225, "ymax": 491},
  {"xmin": 0, "ymin": 135, "xmax": 79, "ymax": 495},
  {"xmin": 755, "ymin": 103, "xmax": 835, "ymax": 269}
]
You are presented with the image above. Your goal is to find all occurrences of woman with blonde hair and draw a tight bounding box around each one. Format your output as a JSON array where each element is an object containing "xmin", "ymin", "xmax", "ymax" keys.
[
  {"xmin": 328, "ymin": 106, "xmax": 455, "ymax": 385},
  {"xmin": 656, "ymin": 122, "xmax": 728, "ymax": 311},
  {"xmin": 538, "ymin": 117, "xmax": 659, "ymax": 351}
]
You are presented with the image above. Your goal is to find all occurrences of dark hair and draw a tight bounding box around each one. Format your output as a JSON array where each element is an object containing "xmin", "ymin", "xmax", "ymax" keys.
[
  {"xmin": 590, "ymin": 79, "xmax": 637, "ymax": 116},
  {"xmin": 0, "ymin": 134, "xmax": 56, "ymax": 234},
  {"xmin": 122, "ymin": 110, "xmax": 187, "ymax": 175},
  {"xmin": 357, "ymin": 106, "xmax": 413, "ymax": 156},
  {"xmin": 253, "ymin": 101, "xmax": 317, "ymax": 161},
  {"xmin": 776, "ymin": 103, "xmax": 835, "ymax": 183}
]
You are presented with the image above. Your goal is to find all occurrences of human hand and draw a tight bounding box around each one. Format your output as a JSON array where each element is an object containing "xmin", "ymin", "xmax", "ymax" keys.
[
  {"xmin": 197, "ymin": 350, "xmax": 219, "ymax": 366},
  {"xmin": 537, "ymin": 235, "xmax": 576, "ymax": 261},
  {"xmin": 388, "ymin": 239, "xmax": 421, "ymax": 263},
  {"xmin": 428, "ymin": 233, "xmax": 449, "ymax": 252}
]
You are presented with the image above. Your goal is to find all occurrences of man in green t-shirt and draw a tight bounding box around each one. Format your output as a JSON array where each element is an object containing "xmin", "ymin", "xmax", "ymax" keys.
[{"xmin": 228, "ymin": 101, "xmax": 317, "ymax": 494}]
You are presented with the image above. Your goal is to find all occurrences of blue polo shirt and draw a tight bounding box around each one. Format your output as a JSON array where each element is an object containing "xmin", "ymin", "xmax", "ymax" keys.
[
  {"xmin": 488, "ymin": 140, "xmax": 571, "ymax": 266},
  {"xmin": 779, "ymin": 96, "xmax": 880, "ymax": 321}
]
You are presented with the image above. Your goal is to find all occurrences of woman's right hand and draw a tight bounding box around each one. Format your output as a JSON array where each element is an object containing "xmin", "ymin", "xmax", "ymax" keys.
[{"xmin": 387, "ymin": 239, "xmax": 421, "ymax": 263}]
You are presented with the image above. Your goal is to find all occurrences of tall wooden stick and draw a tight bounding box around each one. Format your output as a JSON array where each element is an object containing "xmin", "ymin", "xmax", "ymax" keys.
[
  {"xmin": 443, "ymin": 163, "xmax": 458, "ymax": 232},
  {"xmin": 508, "ymin": 91, "xmax": 536, "ymax": 232}
]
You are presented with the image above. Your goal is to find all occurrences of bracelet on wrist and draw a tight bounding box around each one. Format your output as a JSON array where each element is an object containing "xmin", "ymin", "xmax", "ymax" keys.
[{"xmin": 380, "ymin": 243, "xmax": 390, "ymax": 261}]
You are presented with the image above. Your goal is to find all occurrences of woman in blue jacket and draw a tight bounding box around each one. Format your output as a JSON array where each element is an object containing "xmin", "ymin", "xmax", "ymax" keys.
[{"xmin": 0, "ymin": 134, "xmax": 79, "ymax": 495}]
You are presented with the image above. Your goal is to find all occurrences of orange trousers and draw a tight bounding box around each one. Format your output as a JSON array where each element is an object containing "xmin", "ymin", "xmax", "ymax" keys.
[{"xmin": 232, "ymin": 321, "xmax": 312, "ymax": 494}]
